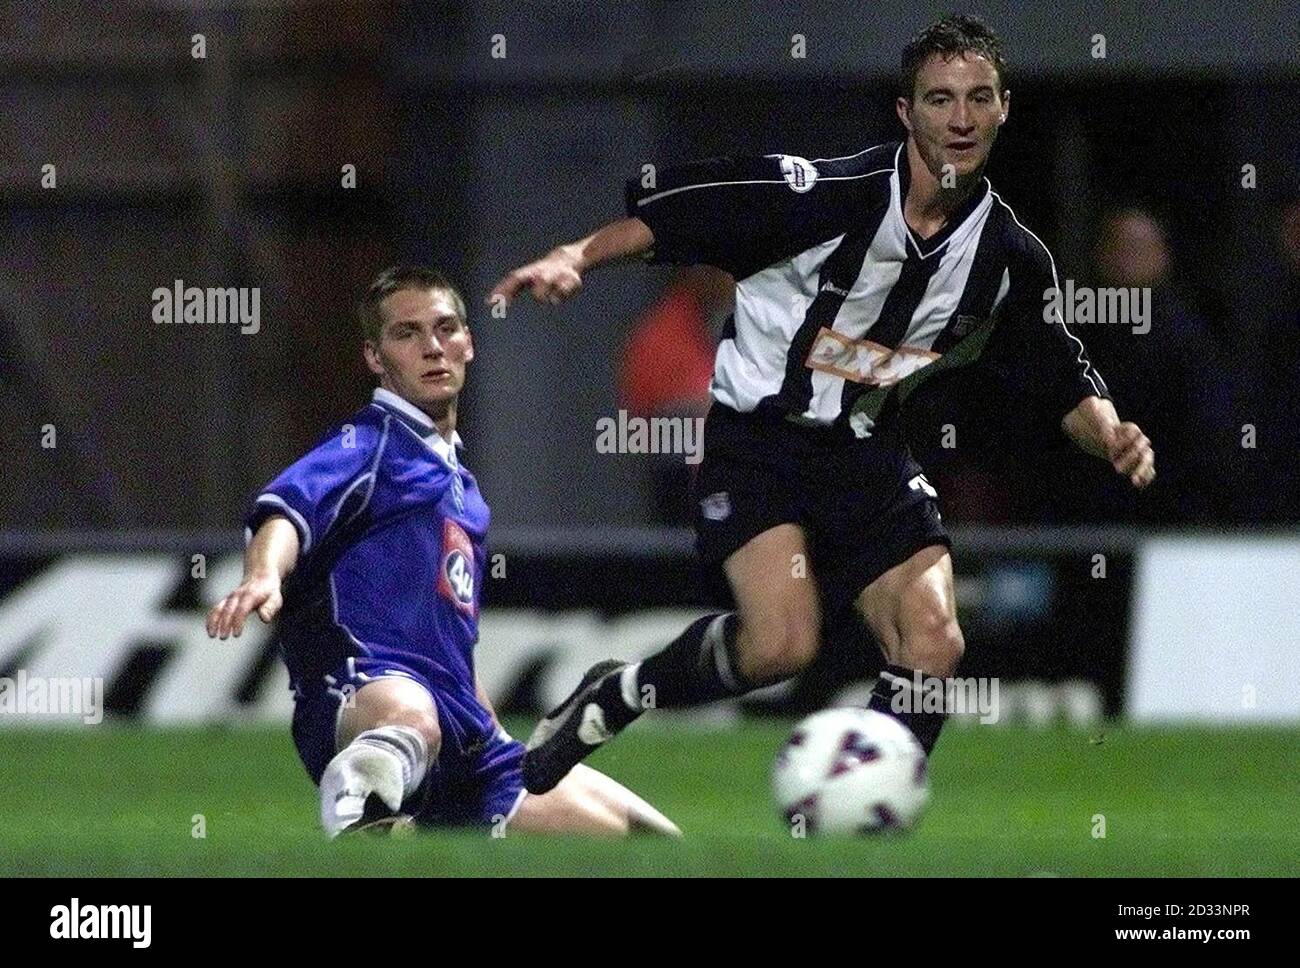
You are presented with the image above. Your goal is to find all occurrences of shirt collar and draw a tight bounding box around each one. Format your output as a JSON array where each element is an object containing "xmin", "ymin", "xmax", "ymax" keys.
[
  {"xmin": 893, "ymin": 142, "xmax": 991, "ymax": 258},
  {"xmin": 371, "ymin": 387, "xmax": 463, "ymax": 462}
]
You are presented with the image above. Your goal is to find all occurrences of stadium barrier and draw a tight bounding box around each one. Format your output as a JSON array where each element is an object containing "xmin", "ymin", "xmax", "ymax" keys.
[
  {"xmin": 0, "ymin": 528, "xmax": 1295, "ymax": 727},
  {"xmin": 1127, "ymin": 535, "xmax": 1300, "ymax": 722}
]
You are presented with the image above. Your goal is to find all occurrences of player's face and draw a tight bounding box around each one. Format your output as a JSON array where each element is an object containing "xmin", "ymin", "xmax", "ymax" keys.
[
  {"xmin": 898, "ymin": 51, "xmax": 1008, "ymax": 182},
  {"xmin": 365, "ymin": 287, "xmax": 473, "ymax": 413}
]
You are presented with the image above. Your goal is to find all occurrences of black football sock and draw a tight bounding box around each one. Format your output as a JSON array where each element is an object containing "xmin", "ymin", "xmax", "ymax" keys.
[
  {"xmin": 621, "ymin": 612, "xmax": 748, "ymax": 712},
  {"xmin": 866, "ymin": 664, "xmax": 948, "ymax": 755},
  {"xmin": 588, "ymin": 670, "xmax": 644, "ymax": 733}
]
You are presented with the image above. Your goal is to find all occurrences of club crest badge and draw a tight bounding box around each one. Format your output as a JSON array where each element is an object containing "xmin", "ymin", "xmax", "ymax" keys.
[
  {"xmin": 778, "ymin": 155, "xmax": 818, "ymax": 193},
  {"xmin": 437, "ymin": 518, "xmax": 476, "ymax": 615}
]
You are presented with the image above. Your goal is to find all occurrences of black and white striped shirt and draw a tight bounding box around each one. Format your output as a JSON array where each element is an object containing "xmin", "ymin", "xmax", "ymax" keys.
[{"xmin": 626, "ymin": 141, "xmax": 1107, "ymax": 436}]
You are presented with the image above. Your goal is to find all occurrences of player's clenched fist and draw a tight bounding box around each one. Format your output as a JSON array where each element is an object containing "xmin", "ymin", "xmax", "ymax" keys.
[
  {"xmin": 488, "ymin": 245, "xmax": 584, "ymax": 307},
  {"xmin": 206, "ymin": 573, "xmax": 283, "ymax": 639},
  {"xmin": 1107, "ymin": 421, "xmax": 1156, "ymax": 489}
]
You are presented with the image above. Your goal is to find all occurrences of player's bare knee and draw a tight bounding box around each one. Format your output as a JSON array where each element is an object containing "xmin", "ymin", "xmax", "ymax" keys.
[
  {"xmin": 395, "ymin": 708, "xmax": 441, "ymax": 764},
  {"xmin": 737, "ymin": 617, "xmax": 819, "ymax": 684},
  {"xmin": 364, "ymin": 697, "xmax": 440, "ymax": 763},
  {"xmin": 907, "ymin": 611, "xmax": 964, "ymax": 677},
  {"xmin": 784, "ymin": 621, "xmax": 821, "ymax": 673},
  {"xmin": 342, "ymin": 683, "xmax": 442, "ymax": 763}
]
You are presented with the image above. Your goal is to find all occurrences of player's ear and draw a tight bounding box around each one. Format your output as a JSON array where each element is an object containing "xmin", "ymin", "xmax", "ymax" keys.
[
  {"xmin": 462, "ymin": 325, "xmax": 474, "ymax": 364},
  {"xmin": 363, "ymin": 339, "xmax": 385, "ymax": 377},
  {"xmin": 999, "ymin": 89, "xmax": 1010, "ymax": 125},
  {"xmin": 895, "ymin": 95, "xmax": 913, "ymax": 132}
]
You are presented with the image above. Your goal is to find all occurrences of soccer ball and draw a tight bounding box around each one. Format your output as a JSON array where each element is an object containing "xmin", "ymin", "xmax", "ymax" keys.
[{"xmin": 772, "ymin": 708, "xmax": 929, "ymax": 835}]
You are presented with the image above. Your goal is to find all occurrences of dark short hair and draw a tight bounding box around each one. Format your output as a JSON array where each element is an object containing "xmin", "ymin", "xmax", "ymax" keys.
[
  {"xmin": 900, "ymin": 13, "xmax": 1008, "ymax": 100},
  {"xmin": 357, "ymin": 264, "xmax": 467, "ymax": 342}
]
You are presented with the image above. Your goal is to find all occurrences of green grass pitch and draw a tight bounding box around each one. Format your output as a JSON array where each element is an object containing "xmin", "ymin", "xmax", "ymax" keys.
[{"xmin": 2, "ymin": 720, "xmax": 1296, "ymax": 877}]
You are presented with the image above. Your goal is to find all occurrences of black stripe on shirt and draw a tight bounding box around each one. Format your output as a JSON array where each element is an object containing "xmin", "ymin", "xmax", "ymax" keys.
[
  {"xmin": 762, "ymin": 222, "xmax": 880, "ymax": 414},
  {"xmin": 930, "ymin": 205, "xmax": 1010, "ymax": 355},
  {"xmin": 838, "ymin": 247, "xmax": 945, "ymax": 418}
]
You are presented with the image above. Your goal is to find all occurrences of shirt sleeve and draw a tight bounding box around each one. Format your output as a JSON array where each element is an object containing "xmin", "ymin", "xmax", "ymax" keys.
[
  {"xmin": 243, "ymin": 419, "xmax": 385, "ymax": 555},
  {"xmin": 625, "ymin": 152, "xmax": 871, "ymax": 280},
  {"xmin": 980, "ymin": 235, "xmax": 1110, "ymax": 428}
]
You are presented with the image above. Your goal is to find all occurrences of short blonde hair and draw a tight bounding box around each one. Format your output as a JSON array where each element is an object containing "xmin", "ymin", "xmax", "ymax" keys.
[{"xmin": 357, "ymin": 264, "xmax": 467, "ymax": 343}]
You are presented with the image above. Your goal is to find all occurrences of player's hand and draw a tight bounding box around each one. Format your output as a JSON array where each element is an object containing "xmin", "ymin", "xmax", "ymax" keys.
[
  {"xmin": 488, "ymin": 246, "xmax": 584, "ymax": 308},
  {"xmin": 206, "ymin": 573, "xmax": 283, "ymax": 639},
  {"xmin": 1106, "ymin": 421, "xmax": 1155, "ymax": 489}
]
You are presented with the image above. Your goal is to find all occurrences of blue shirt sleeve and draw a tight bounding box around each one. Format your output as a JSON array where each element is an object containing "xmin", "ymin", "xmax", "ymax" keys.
[{"xmin": 244, "ymin": 418, "xmax": 386, "ymax": 555}]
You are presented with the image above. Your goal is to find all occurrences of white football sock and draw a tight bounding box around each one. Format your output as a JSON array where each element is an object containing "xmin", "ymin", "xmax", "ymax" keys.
[{"xmin": 319, "ymin": 725, "xmax": 429, "ymax": 838}]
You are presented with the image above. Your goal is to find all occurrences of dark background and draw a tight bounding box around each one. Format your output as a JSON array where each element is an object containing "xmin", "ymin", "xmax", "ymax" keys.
[{"xmin": 3, "ymin": 0, "xmax": 1297, "ymax": 532}]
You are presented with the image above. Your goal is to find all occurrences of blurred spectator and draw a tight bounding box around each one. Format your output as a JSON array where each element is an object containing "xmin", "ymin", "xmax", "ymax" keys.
[
  {"xmin": 1275, "ymin": 195, "xmax": 1300, "ymax": 283},
  {"xmin": 1057, "ymin": 205, "xmax": 1237, "ymax": 524},
  {"xmin": 1232, "ymin": 194, "xmax": 1300, "ymax": 523},
  {"xmin": 618, "ymin": 266, "xmax": 732, "ymax": 523}
]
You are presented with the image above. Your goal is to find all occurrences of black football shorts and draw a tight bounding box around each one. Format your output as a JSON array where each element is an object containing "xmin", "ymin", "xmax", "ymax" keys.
[{"xmin": 692, "ymin": 402, "xmax": 951, "ymax": 601}]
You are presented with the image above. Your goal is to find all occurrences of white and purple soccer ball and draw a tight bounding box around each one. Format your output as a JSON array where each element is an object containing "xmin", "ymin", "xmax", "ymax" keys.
[{"xmin": 773, "ymin": 708, "xmax": 929, "ymax": 835}]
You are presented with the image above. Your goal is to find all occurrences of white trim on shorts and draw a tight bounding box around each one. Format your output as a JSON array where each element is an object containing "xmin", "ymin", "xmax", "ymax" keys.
[{"xmin": 500, "ymin": 788, "xmax": 529, "ymax": 831}]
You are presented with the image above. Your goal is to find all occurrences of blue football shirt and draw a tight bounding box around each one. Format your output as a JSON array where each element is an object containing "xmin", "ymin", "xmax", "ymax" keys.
[{"xmin": 245, "ymin": 386, "xmax": 494, "ymax": 748}]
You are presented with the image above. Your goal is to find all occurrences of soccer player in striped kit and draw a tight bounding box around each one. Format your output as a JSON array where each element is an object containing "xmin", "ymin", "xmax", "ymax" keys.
[
  {"xmin": 491, "ymin": 14, "xmax": 1155, "ymax": 795},
  {"xmin": 207, "ymin": 265, "xmax": 677, "ymax": 837}
]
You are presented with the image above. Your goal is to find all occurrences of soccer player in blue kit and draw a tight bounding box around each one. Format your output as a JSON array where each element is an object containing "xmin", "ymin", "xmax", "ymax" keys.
[{"xmin": 207, "ymin": 265, "xmax": 678, "ymax": 838}]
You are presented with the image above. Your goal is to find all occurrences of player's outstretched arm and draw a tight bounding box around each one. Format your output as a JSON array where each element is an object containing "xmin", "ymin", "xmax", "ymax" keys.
[
  {"xmin": 206, "ymin": 515, "xmax": 300, "ymax": 639},
  {"xmin": 1062, "ymin": 395, "xmax": 1156, "ymax": 490},
  {"xmin": 487, "ymin": 216, "xmax": 654, "ymax": 308}
]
